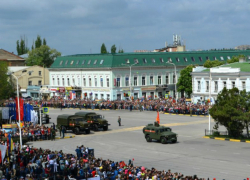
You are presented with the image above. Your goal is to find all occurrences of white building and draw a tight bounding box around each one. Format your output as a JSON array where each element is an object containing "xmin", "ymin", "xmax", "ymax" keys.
[{"xmin": 191, "ymin": 60, "xmax": 250, "ymax": 104}]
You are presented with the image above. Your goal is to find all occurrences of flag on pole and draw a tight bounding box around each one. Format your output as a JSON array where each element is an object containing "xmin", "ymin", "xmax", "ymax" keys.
[{"xmin": 156, "ymin": 111, "xmax": 160, "ymax": 124}]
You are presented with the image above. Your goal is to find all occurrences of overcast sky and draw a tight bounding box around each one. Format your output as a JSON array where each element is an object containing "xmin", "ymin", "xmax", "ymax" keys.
[{"xmin": 1, "ymin": 0, "xmax": 249, "ymax": 55}]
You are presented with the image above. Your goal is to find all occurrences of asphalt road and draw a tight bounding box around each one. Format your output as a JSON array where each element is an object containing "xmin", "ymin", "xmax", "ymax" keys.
[{"xmin": 29, "ymin": 108, "xmax": 250, "ymax": 180}]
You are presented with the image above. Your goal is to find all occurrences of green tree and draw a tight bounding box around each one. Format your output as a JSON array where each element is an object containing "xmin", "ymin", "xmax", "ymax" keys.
[
  {"xmin": 111, "ymin": 44, "xmax": 116, "ymax": 53},
  {"xmin": 0, "ymin": 61, "xmax": 15, "ymax": 99},
  {"xmin": 118, "ymin": 48, "xmax": 124, "ymax": 53},
  {"xmin": 203, "ymin": 60, "xmax": 224, "ymax": 68},
  {"xmin": 176, "ymin": 65, "xmax": 195, "ymax": 97},
  {"xmin": 43, "ymin": 38, "xmax": 47, "ymax": 45},
  {"xmin": 16, "ymin": 36, "xmax": 29, "ymax": 55},
  {"xmin": 26, "ymin": 45, "xmax": 61, "ymax": 68},
  {"xmin": 35, "ymin": 35, "xmax": 42, "ymax": 49},
  {"xmin": 227, "ymin": 55, "xmax": 245, "ymax": 64},
  {"xmin": 101, "ymin": 43, "xmax": 107, "ymax": 54},
  {"xmin": 210, "ymin": 87, "xmax": 245, "ymax": 138}
]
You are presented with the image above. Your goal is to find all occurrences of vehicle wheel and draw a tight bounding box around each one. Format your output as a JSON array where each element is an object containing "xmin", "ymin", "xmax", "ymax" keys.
[
  {"xmin": 86, "ymin": 129, "xmax": 90, "ymax": 134},
  {"xmin": 172, "ymin": 139, "xmax": 177, "ymax": 143},
  {"xmin": 146, "ymin": 135, "xmax": 152, "ymax": 142},
  {"xmin": 74, "ymin": 127, "xmax": 80, "ymax": 135},
  {"xmin": 103, "ymin": 126, "xmax": 108, "ymax": 131},
  {"xmin": 161, "ymin": 137, "xmax": 167, "ymax": 144}
]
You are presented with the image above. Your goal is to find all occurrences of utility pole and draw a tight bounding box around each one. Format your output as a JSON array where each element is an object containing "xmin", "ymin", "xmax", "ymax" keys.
[{"xmin": 209, "ymin": 69, "xmax": 212, "ymax": 132}]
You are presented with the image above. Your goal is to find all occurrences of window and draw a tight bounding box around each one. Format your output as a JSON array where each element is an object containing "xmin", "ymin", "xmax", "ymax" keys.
[
  {"xmin": 168, "ymin": 58, "xmax": 172, "ymax": 62},
  {"xmin": 198, "ymin": 57, "xmax": 202, "ymax": 62},
  {"xmin": 165, "ymin": 75, "xmax": 169, "ymax": 84},
  {"xmin": 78, "ymin": 78, "xmax": 80, "ymax": 86},
  {"xmin": 176, "ymin": 57, "xmax": 180, "ymax": 62},
  {"xmin": 206, "ymin": 81, "xmax": 209, "ymax": 92},
  {"xmin": 76, "ymin": 60, "xmax": 80, "ymax": 65},
  {"xmin": 82, "ymin": 60, "xmax": 85, "ymax": 65},
  {"xmin": 94, "ymin": 60, "xmax": 97, "ymax": 64},
  {"xmin": 100, "ymin": 78, "xmax": 103, "ymax": 87},
  {"xmin": 227, "ymin": 56, "xmax": 231, "ymax": 60},
  {"xmin": 125, "ymin": 59, "xmax": 130, "ymax": 64},
  {"xmin": 232, "ymin": 81, "xmax": 235, "ymax": 88},
  {"xmin": 60, "ymin": 61, "xmax": 63, "ymax": 65},
  {"xmin": 159, "ymin": 58, "xmax": 164, "ymax": 63},
  {"xmin": 62, "ymin": 78, "xmax": 65, "ymax": 86},
  {"xmin": 150, "ymin": 76, "xmax": 154, "ymax": 85},
  {"xmin": 38, "ymin": 80, "xmax": 42, "ymax": 85},
  {"xmin": 116, "ymin": 78, "xmax": 120, "ymax": 87},
  {"xmin": 214, "ymin": 81, "xmax": 218, "ymax": 92},
  {"xmin": 88, "ymin": 60, "xmax": 91, "ymax": 64},
  {"xmin": 183, "ymin": 57, "xmax": 188, "ymax": 62},
  {"xmin": 57, "ymin": 78, "xmax": 60, "ymax": 85},
  {"xmin": 39, "ymin": 71, "xmax": 42, "ymax": 76},
  {"xmin": 31, "ymin": 93, "xmax": 38, "ymax": 98},
  {"xmin": 95, "ymin": 78, "xmax": 97, "ymax": 86},
  {"xmin": 206, "ymin": 56, "xmax": 209, "ymax": 60},
  {"xmin": 142, "ymin": 76, "xmax": 145, "ymax": 86},
  {"xmin": 151, "ymin": 58, "xmax": 155, "ymax": 63},
  {"xmin": 242, "ymin": 81, "xmax": 246, "ymax": 89},
  {"xmin": 173, "ymin": 74, "xmax": 176, "ymax": 84},
  {"xmin": 28, "ymin": 81, "xmax": 32, "ymax": 86},
  {"xmin": 89, "ymin": 78, "xmax": 92, "ymax": 86},
  {"xmin": 70, "ymin": 60, "xmax": 74, "ymax": 65},
  {"xmin": 220, "ymin": 56, "xmax": 224, "ymax": 60},
  {"xmin": 213, "ymin": 57, "xmax": 217, "ymax": 60},
  {"xmin": 29, "ymin": 71, "xmax": 32, "ymax": 76},
  {"xmin": 134, "ymin": 59, "xmax": 139, "ymax": 64},
  {"xmin": 134, "ymin": 77, "xmax": 137, "ymax": 86},
  {"xmin": 197, "ymin": 81, "xmax": 201, "ymax": 91},
  {"xmin": 83, "ymin": 78, "xmax": 86, "ymax": 86},
  {"xmin": 191, "ymin": 57, "xmax": 195, "ymax": 62},
  {"xmin": 158, "ymin": 76, "xmax": 161, "ymax": 85},
  {"xmin": 67, "ymin": 78, "xmax": 70, "ymax": 86},
  {"xmin": 142, "ymin": 58, "xmax": 147, "ymax": 63},
  {"xmin": 223, "ymin": 81, "xmax": 227, "ymax": 88},
  {"xmin": 72, "ymin": 78, "xmax": 75, "ymax": 86},
  {"xmin": 248, "ymin": 56, "xmax": 250, "ymax": 60},
  {"xmin": 100, "ymin": 60, "xmax": 104, "ymax": 64},
  {"xmin": 106, "ymin": 78, "xmax": 109, "ymax": 87},
  {"xmin": 65, "ymin": 60, "xmax": 68, "ymax": 65},
  {"xmin": 125, "ymin": 77, "xmax": 129, "ymax": 86},
  {"xmin": 52, "ymin": 78, "xmax": 55, "ymax": 85}
]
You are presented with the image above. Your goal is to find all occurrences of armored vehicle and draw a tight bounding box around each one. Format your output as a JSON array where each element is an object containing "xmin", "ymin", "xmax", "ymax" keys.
[
  {"xmin": 57, "ymin": 114, "xmax": 90, "ymax": 135},
  {"xmin": 143, "ymin": 122, "xmax": 177, "ymax": 144},
  {"xmin": 75, "ymin": 112, "xmax": 109, "ymax": 131}
]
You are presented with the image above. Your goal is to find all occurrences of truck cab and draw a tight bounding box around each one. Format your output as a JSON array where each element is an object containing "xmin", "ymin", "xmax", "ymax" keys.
[{"xmin": 57, "ymin": 114, "xmax": 90, "ymax": 135}]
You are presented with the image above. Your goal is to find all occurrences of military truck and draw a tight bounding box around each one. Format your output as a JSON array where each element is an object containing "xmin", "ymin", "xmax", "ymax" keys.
[
  {"xmin": 57, "ymin": 114, "xmax": 90, "ymax": 135},
  {"xmin": 75, "ymin": 112, "xmax": 109, "ymax": 131},
  {"xmin": 142, "ymin": 122, "xmax": 177, "ymax": 144}
]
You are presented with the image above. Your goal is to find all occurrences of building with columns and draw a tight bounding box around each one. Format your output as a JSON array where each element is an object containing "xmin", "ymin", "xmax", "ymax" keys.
[
  {"xmin": 49, "ymin": 50, "xmax": 250, "ymax": 101},
  {"xmin": 191, "ymin": 58, "xmax": 250, "ymax": 104}
]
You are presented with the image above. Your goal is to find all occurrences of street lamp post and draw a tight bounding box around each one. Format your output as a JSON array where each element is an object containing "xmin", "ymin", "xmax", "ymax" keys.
[
  {"xmin": 166, "ymin": 62, "xmax": 177, "ymax": 100},
  {"xmin": 121, "ymin": 62, "xmax": 137, "ymax": 100},
  {"xmin": 9, "ymin": 70, "xmax": 33, "ymax": 150}
]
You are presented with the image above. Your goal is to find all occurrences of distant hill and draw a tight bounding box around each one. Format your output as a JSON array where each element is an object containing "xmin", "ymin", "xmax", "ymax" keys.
[{"xmin": 235, "ymin": 45, "xmax": 250, "ymax": 50}]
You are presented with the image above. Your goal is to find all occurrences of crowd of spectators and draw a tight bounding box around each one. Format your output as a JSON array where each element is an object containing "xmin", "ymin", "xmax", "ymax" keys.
[
  {"xmin": 2, "ymin": 97, "xmax": 209, "ymax": 116},
  {"xmin": 0, "ymin": 144, "xmax": 209, "ymax": 180},
  {"xmin": 0, "ymin": 122, "xmax": 57, "ymax": 142}
]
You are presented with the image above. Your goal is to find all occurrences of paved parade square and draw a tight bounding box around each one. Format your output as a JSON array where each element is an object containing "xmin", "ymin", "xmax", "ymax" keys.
[{"xmin": 27, "ymin": 108, "xmax": 250, "ymax": 180}]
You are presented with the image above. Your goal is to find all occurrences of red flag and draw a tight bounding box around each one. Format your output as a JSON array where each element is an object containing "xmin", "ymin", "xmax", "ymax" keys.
[
  {"xmin": 156, "ymin": 111, "xmax": 160, "ymax": 124},
  {"xmin": 15, "ymin": 97, "xmax": 24, "ymax": 121}
]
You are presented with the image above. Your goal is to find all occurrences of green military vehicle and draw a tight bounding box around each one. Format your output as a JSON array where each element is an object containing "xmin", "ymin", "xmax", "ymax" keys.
[
  {"xmin": 75, "ymin": 112, "xmax": 109, "ymax": 131},
  {"xmin": 57, "ymin": 114, "xmax": 90, "ymax": 135},
  {"xmin": 142, "ymin": 122, "xmax": 178, "ymax": 144}
]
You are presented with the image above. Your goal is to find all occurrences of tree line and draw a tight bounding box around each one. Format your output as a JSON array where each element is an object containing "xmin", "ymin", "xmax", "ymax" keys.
[{"xmin": 101, "ymin": 43, "xmax": 124, "ymax": 54}]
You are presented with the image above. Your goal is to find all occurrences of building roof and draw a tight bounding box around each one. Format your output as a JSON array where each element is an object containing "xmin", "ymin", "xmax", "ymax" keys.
[
  {"xmin": 0, "ymin": 49, "xmax": 24, "ymax": 60},
  {"xmin": 50, "ymin": 50, "xmax": 250, "ymax": 69}
]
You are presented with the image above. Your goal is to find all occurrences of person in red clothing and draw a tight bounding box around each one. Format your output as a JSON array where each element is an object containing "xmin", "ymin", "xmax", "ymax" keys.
[
  {"xmin": 41, "ymin": 128, "xmax": 45, "ymax": 140},
  {"xmin": 45, "ymin": 165, "xmax": 51, "ymax": 177},
  {"xmin": 91, "ymin": 168, "xmax": 96, "ymax": 177},
  {"xmin": 48, "ymin": 127, "xmax": 51, "ymax": 140},
  {"xmin": 20, "ymin": 160, "xmax": 25, "ymax": 168}
]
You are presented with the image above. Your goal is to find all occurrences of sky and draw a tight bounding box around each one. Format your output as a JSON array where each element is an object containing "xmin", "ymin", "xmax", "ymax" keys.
[{"xmin": 0, "ymin": 0, "xmax": 250, "ymax": 55}]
